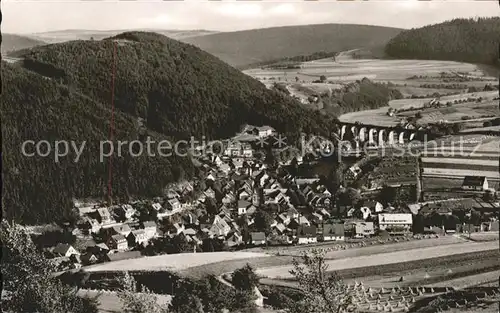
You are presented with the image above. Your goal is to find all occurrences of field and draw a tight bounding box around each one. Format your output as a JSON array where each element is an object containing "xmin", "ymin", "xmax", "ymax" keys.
[
  {"xmin": 245, "ymin": 59, "xmax": 485, "ymax": 83},
  {"xmin": 245, "ymin": 235, "xmax": 463, "ymax": 256},
  {"xmin": 339, "ymin": 91, "xmax": 498, "ymax": 126},
  {"xmin": 467, "ymin": 232, "xmax": 499, "ymax": 242},
  {"xmin": 85, "ymin": 251, "xmax": 269, "ymax": 273},
  {"xmin": 177, "ymin": 236, "xmax": 476, "ymax": 277},
  {"xmin": 260, "ymin": 249, "xmax": 500, "ymax": 288},
  {"xmin": 255, "ymin": 241, "xmax": 498, "ymax": 279},
  {"xmin": 244, "ymin": 53, "xmax": 498, "ymax": 130},
  {"xmin": 178, "ymin": 237, "xmax": 465, "ymax": 278}
]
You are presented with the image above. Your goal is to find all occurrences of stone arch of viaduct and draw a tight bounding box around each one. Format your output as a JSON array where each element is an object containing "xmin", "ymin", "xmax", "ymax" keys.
[{"xmin": 339, "ymin": 124, "xmax": 416, "ymax": 146}]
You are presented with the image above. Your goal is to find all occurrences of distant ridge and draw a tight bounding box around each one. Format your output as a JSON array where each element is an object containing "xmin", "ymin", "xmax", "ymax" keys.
[
  {"xmin": 2, "ymin": 34, "xmax": 46, "ymax": 54},
  {"xmin": 29, "ymin": 29, "xmax": 219, "ymax": 44},
  {"xmin": 182, "ymin": 23, "xmax": 403, "ymax": 68},
  {"xmin": 385, "ymin": 17, "xmax": 500, "ymax": 69}
]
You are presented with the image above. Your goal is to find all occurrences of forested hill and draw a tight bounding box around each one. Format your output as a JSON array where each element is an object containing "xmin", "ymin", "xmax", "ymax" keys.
[
  {"xmin": 182, "ymin": 24, "xmax": 403, "ymax": 69},
  {"xmin": 2, "ymin": 62, "xmax": 196, "ymax": 224},
  {"xmin": 2, "ymin": 32, "xmax": 339, "ymax": 224},
  {"xmin": 19, "ymin": 32, "xmax": 338, "ymax": 141},
  {"xmin": 384, "ymin": 17, "xmax": 500, "ymax": 68}
]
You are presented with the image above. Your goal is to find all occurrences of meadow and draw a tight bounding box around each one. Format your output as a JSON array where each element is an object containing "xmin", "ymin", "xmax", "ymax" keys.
[
  {"xmin": 255, "ymin": 241, "xmax": 498, "ymax": 279},
  {"xmin": 85, "ymin": 251, "xmax": 269, "ymax": 273}
]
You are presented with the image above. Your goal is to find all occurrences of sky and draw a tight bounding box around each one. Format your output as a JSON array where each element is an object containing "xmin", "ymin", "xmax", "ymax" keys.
[{"xmin": 3, "ymin": 0, "xmax": 500, "ymax": 34}]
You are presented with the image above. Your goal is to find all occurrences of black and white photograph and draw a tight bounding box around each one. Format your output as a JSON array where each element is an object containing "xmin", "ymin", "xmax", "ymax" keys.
[{"xmin": 1, "ymin": 1, "xmax": 500, "ymax": 312}]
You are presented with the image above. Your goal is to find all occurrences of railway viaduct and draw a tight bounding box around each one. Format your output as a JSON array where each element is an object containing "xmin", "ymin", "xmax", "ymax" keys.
[{"xmin": 338, "ymin": 123, "xmax": 417, "ymax": 147}]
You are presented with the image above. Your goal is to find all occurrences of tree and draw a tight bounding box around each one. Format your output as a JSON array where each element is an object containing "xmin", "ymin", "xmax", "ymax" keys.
[
  {"xmin": 336, "ymin": 187, "xmax": 361, "ymax": 207},
  {"xmin": 232, "ymin": 264, "xmax": 259, "ymax": 291},
  {"xmin": 289, "ymin": 249, "xmax": 353, "ymax": 313},
  {"xmin": 205, "ymin": 197, "xmax": 218, "ymax": 216},
  {"xmin": 379, "ymin": 185, "xmax": 397, "ymax": 205},
  {"xmin": 319, "ymin": 75, "xmax": 327, "ymax": 82},
  {"xmin": 117, "ymin": 272, "xmax": 170, "ymax": 313},
  {"xmin": 1, "ymin": 221, "xmax": 99, "ymax": 313},
  {"xmin": 452, "ymin": 123, "xmax": 464, "ymax": 134},
  {"xmin": 413, "ymin": 213, "xmax": 425, "ymax": 234},
  {"xmin": 253, "ymin": 210, "xmax": 273, "ymax": 234}
]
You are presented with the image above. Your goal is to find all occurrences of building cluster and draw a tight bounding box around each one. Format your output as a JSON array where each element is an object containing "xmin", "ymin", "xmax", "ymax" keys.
[{"xmin": 33, "ymin": 125, "xmax": 499, "ymax": 272}]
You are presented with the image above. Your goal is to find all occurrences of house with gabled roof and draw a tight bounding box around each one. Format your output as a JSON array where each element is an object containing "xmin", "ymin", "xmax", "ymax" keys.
[
  {"xmin": 346, "ymin": 221, "xmax": 374, "ymax": 238},
  {"xmin": 287, "ymin": 207, "xmax": 300, "ymax": 220},
  {"xmin": 462, "ymin": 176, "xmax": 489, "ymax": 191},
  {"xmin": 318, "ymin": 208, "xmax": 331, "ymax": 218},
  {"xmin": 107, "ymin": 234, "xmax": 128, "ymax": 251},
  {"xmin": 97, "ymin": 207, "xmax": 113, "ymax": 225},
  {"xmin": 246, "ymin": 205, "xmax": 257, "ymax": 215},
  {"xmin": 278, "ymin": 213, "xmax": 291, "ymax": 226},
  {"xmin": 273, "ymin": 223, "xmax": 287, "ymax": 235},
  {"xmin": 322, "ymin": 223, "xmax": 345, "ymax": 241},
  {"xmin": 250, "ymin": 232, "xmax": 267, "ymax": 246},
  {"xmin": 80, "ymin": 252, "xmax": 98, "ymax": 265},
  {"xmin": 252, "ymin": 126, "xmax": 274, "ymax": 138},
  {"xmin": 227, "ymin": 231, "xmax": 243, "ymax": 248},
  {"xmin": 142, "ymin": 221, "xmax": 157, "ymax": 239},
  {"xmin": 238, "ymin": 189, "xmax": 251, "ymax": 201},
  {"xmin": 53, "ymin": 243, "xmax": 80, "ymax": 257},
  {"xmin": 238, "ymin": 200, "xmax": 252, "ymax": 215},
  {"xmin": 297, "ymin": 226, "xmax": 317, "ymax": 244},
  {"xmin": 165, "ymin": 198, "xmax": 181, "ymax": 213},
  {"xmin": 202, "ymin": 215, "xmax": 231, "ymax": 237},
  {"xmin": 81, "ymin": 216, "xmax": 101, "ymax": 234},
  {"xmin": 221, "ymin": 192, "xmax": 235, "ymax": 205},
  {"xmin": 204, "ymin": 187, "xmax": 216, "ymax": 199},
  {"xmin": 127, "ymin": 230, "xmax": 149, "ymax": 245},
  {"xmin": 119, "ymin": 204, "xmax": 136, "ymax": 220},
  {"xmin": 112, "ymin": 224, "xmax": 132, "ymax": 238},
  {"xmin": 364, "ymin": 200, "xmax": 384, "ymax": 213}
]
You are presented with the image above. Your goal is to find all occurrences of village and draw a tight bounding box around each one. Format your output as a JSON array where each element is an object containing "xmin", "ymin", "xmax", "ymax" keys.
[{"xmin": 28, "ymin": 125, "xmax": 499, "ymax": 272}]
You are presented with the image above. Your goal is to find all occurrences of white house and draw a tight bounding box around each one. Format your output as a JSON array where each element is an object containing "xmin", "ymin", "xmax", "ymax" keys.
[
  {"xmin": 378, "ymin": 213, "xmax": 413, "ymax": 234},
  {"xmin": 128, "ymin": 230, "xmax": 149, "ymax": 245},
  {"xmin": 253, "ymin": 126, "xmax": 274, "ymax": 138},
  {"xmin": 142, "ymin": 221, "xmax": 157, "ymax": 239}
]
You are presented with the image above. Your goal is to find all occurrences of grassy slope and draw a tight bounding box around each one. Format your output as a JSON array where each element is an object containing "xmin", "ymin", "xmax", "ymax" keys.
[
  {"xmin": 2, "ymin": 34, "xmax": 46, "ymax": 54},
  {"xmin": 182, "ymin": 24, "xmax": 403, "ymax": 68}
]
